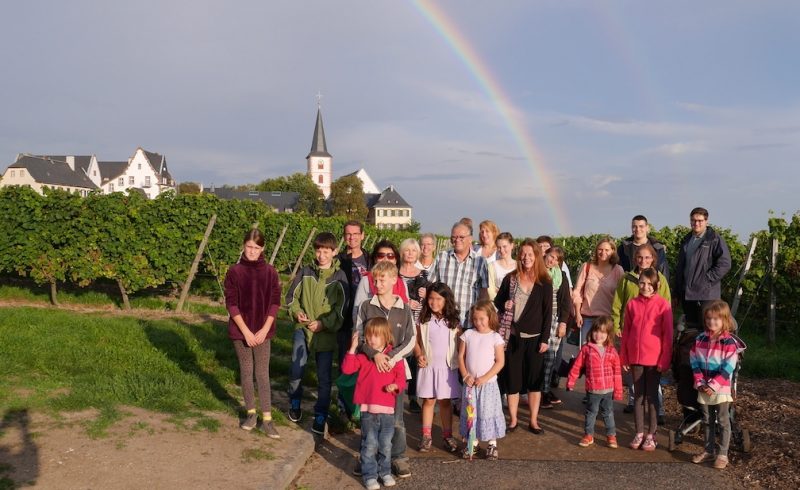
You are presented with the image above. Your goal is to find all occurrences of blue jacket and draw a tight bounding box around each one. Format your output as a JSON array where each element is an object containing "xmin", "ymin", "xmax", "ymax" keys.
[{"xmin": 674, "ymin": 227, "xmax": 731, "ymax": 301}]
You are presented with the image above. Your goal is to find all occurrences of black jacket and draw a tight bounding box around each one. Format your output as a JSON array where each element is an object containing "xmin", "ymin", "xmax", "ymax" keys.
[
  {"xmin": 617, "ymin": 236, "xmax": 670, "ymax": 283},
  {"xmin": 337, "ymin": 248, "xmax": 372, "ymax": 333},
  {"xmin": 674, "ymin": 227, "xmax": 731, "ymax": 301},
  {"xmin": 494, "ymin": 274, "xmax": 553, "ymax": 344}
]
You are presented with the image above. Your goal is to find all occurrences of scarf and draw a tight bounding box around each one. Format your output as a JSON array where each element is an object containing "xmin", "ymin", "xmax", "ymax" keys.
[
  {"xmin": 548, "ymin": 266, "xmax": 562, "ymax": 290},
  {"xmin": 498, "ymin": 274, "xmax": 517, "ymax": 344}
]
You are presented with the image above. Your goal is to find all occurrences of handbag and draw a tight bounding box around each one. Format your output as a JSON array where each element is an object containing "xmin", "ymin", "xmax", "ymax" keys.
[
  {"xmin": 565, "ymin": 262, "xmax": 591, "ymax": 333},
  {"xmin": 498, "ymin": 275, "xmax": 517, "ymax": 344}
]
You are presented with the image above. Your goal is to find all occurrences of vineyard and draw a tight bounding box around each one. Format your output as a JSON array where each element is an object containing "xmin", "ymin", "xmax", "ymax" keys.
[{"xmin": 0, "ymin": 186, "xmax": 798, "ymax": 334}]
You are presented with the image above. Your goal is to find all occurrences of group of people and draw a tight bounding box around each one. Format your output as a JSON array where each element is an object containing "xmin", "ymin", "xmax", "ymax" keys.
[{"xmin": 222, "ymin": 206, "xmax": 738, "ymax": 489}]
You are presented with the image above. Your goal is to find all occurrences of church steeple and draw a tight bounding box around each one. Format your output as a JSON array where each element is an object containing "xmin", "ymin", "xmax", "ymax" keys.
[
  {"xmin": 306, "ymin": 97, "xmax": 333, "ymax": 198},
  {"xmin": 306, "ymin": 107, "xmax": 331, "ymax": 158}
]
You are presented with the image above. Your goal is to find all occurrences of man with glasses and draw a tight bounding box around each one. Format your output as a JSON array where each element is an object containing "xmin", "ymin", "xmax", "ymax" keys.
[
  {"xmin": 337, "ymin": 221, "xmax": 372, "ymax": 364},
  {"xmin": 674, "ymin": 207, "xmax": 731, "ymax": 328},
  {"xmin": 429, "ymin": 222, "xmax": 489, "ymax": 328}
]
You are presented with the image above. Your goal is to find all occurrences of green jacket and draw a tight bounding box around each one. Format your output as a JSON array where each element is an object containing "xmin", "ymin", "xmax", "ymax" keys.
[
  {"xmin": 610, "ymin": 270, "xmax": 671, "ymax": 335},
  {"xmin": 285, "ymin": 260, "xmax": 348, "ymax": 353}
]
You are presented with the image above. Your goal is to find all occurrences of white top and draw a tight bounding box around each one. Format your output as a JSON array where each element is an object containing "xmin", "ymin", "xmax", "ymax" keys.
[
  {"xmin": 474, "ymin": 246, "xmax": 498, "ymax": 264},
  {"xmin": 460, "ymin": 329, "xmax": 504, "ymax": 382}
]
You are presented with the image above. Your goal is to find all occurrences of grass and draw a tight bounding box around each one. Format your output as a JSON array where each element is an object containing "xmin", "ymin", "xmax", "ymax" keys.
[
  {"xmin": 240, "ymin": 447, "xmax": 274, "ymax": 463},
  {"xmin": 738, "ymin": 329, "xmax": 800, "ymax": 381}
]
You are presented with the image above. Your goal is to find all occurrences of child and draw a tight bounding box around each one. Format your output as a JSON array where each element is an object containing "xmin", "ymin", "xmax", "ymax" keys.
[
  {"xmin": 414, "ymin": 282, "xmax": 461, "ymax": 453},
  {"xmin": 620, "ymin": 268, "xmax": 673, "ymax": 451},
  {"xmin": 285, "ymin": 232, "xmax": 349, "ymax": 435},
  {"xmin": 566, "ymin": 316, "xmax": 622, "ymax": 448},
  {"xmin": 458, "ymin": 300, "xmax": 506, "ymax": 460},
  {"xmin": 342, "ymin": 318, "xmax": 406, "ymax": 490},
  {"xmin": 354, "ymin": 261, "xmax": 416, "ymax": 479},
  {"xmin": 690, "ymin": 300, "xmax": 738, "ymax": 470},
  {"xmin": 541, "ymin": 246, "xmax": 572, "ymax": 409}
]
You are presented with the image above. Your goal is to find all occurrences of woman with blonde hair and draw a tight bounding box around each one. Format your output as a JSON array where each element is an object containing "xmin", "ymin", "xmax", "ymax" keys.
[{"xmin": 572, "ymin": 236, "xmax": 624, "ymax": 343}]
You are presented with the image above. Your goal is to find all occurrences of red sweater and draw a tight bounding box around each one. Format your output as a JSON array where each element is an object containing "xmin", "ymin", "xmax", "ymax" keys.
[
  {"xmin": 224, "ymin": 256, "xmax": 282, "ymax": 341},
  {"xmin": 567, "ymin": 343, "xmax": 623, "ymax": 400},
  {"xmin": 341, "ymin": 346, "xmax": 406, "ymax": 409},
  {"xmin": 620, "ymin": 294, "xmax": 673, "ymax": 372}
]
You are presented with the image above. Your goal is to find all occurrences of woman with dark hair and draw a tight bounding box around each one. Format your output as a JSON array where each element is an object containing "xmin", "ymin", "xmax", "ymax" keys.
[
  {"xmin": 494, "ymin": 238, "xmax": 553, "ymax": 433},
  {"xmin": 351, "ymin": 239, "xmax": 409, "ymax": 322},
  {"xmin": 224, "ymin": 229, "xmax": 282, "ymax": 438}
]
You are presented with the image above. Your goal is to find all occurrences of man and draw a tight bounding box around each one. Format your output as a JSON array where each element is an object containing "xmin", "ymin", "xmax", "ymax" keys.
[
  {"xmin": 336, "ymin": 221, "xmax": 372, "ymax": 363},
  {"xmin": 429, "ymin": 222, "xmax": 489, "ymax": 328},
  {"xmin": 617, "ymin": 215, "xmax": 670, "ymax": 282},
  {"xmin": 674, "ymin": 207, "xmax": 731, "ymax": 328}
]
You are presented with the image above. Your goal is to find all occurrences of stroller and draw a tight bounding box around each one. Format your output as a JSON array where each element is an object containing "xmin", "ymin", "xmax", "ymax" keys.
[{"xmin": 667, "ymin": 315, "xmax": 751, "ymax": 453}]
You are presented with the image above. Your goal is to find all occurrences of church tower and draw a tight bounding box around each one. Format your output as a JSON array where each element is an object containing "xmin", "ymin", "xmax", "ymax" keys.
[{"xmin": 307, "ymin": 102, "xmax": 332, "ymax": 198}]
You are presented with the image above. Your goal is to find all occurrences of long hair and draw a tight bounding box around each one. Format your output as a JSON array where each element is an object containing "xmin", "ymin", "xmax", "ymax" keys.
[
  {"xmin": 471, "ymin": 300, "xmax": 500, "ymax": 332},
  {"xmin": 243, "ymin": 228, "xmax": 266, "ymax": 247},
  {"xmin": 364, "ymin": 317, "xmax": 394, "ymax": 348},
  {"xmin": 589, "ymin": 315, "xmax": 614, "ymax": 348},
  {"xmin": 638, "ymin": 267, "xmax": 660, "ymax": 291},
  {"xmin": 514, "ymin": 238, "xmax": 551, "ymax": 284},
  {"xmin": 702, "ymin": 300, "xmax": 735, "ymax": 335},
  {"xmin": 591, "ymin": 236, "xmax": 619, "ymax": 266},
  {"xmin": 418, "ymin": 282, "xmax": 461, "ymax": 329}
]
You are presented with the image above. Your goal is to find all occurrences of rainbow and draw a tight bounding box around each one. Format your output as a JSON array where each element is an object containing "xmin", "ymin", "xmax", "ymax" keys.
[{"xmin": 412, "ymin": 0, "xmax": 570, "ymax": 236}]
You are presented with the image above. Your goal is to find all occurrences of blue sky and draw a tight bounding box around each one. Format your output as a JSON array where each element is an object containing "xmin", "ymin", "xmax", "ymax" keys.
[{"xmin": 2, "ymin": 1, "xmax": 798, "ymax": 240}]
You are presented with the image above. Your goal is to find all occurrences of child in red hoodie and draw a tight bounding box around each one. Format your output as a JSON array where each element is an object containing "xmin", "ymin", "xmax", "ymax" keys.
[
  {"xmin": 342, "ymin": 318, "xmax": 406, "ymax": 490},
  {"xmin": 567, "ymin": 316, "xmax": 622, "ymax": 448}
]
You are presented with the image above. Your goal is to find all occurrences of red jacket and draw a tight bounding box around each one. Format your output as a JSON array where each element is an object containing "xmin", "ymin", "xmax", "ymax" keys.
[
  {"xmin": 341, "ymin": 346, "xmax": 406, "ymax": 409},
  {"xmin": 620, "ymin": 294, "xmax": 673, "ymax": 372},
  {"xmin": 567, "ymin": 343, "xmax": 623, "ymax": 400}
]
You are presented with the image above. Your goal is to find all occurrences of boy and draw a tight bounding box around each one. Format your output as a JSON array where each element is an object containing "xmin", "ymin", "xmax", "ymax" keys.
[
  {"xmin": 286, "ymin": 232, "xmax": 349, "ymax": 435},
  {"xmin": 354, "ymin": 261, "xmax": 416, "ymax": 479}
]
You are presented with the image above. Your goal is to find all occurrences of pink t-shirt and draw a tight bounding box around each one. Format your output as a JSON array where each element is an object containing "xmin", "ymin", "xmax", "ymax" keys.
[{"xmin": 460, "ymin": 329, "xmax": 504, "ymax": 382}]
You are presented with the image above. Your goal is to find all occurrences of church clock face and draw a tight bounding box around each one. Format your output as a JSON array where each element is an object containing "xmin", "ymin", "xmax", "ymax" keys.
[{"xmin": 318, "ymin": 160, "xmax": 324, "ymax": 169}]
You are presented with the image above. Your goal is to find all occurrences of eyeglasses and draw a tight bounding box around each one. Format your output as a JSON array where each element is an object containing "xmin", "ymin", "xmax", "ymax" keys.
[
  {"xmin": 376, "ymin": 252, "xmax": 396, "ymax": 259},
  {"xmin": 450, "ymin": 235, "xmax": 469, "ymax": 241},
  {"xmin": 691, "ymin": 219, "xmax": 706, "ymax": 224}
]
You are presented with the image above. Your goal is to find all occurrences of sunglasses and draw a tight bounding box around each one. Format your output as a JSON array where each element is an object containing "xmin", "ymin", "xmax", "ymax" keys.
[{"xmin": 376, "ymin": 252, "xmax": 396, "ymax": 259}]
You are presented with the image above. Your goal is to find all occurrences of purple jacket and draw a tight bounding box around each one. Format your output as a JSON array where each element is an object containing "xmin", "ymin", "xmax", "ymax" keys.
[{"xmin": 224, "ymin": 255, "xmax": 281, "ymax": 341}]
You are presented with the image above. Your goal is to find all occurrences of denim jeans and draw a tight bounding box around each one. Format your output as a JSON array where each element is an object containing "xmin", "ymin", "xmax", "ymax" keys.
[
  {"xmin": 585, "ymin": 392, "xmax": 616, "ymax": 436},
  {"xmin": 392, "ymin": 387, "xmax": 407, "ymax": 461},
  {"xmin": 702, "ymin": 402, "xmax": 731, "ymax": 457},
  {"xmin": 287, "ymin": 329, "xmax": 333, "ymax": 417},
  {"xmin": 580, "ymin": 316, "xmax": 595, "ymax": 345},
  {"xmin": 360, "ymin": 412, "xmax": 394, "ymax": 483}
]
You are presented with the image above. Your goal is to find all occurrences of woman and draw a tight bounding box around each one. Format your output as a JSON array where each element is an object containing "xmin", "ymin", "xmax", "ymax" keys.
[
  {"xmin": 572, "ymin": 237, "xmax": 624, "ymax": 343},
  {"xmin": 494, "ymin": 238, "xmax": 553, "ymax": 433},
  {"xmin": 540, "ymin": 246, "xmax": 572, "ymax": 409},
  {"xmin": 399, "ymin": 238, "xmax": 428, "ymax": 413},
  {"xmin": 475, "ymin": 220, "xmax": 500, "ymax": 263},
  {"xmin": 416, "ymin": 233, "xmax": 437, "ymax": 275},
  {"xmin": 224, "ymin": 229, "xmax": 282, "ymax": 438},
  {"xmin": 487, "ymin": 232, "xmax": 516, "ymax": 300}
]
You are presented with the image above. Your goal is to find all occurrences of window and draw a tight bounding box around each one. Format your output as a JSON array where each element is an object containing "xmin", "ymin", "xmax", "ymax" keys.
[
  {"xmin": 20, "ymin": 170, "xmax": 25, "ymax": 177},
  {"xmin": 318, "ymin": 175, "xmax": 323, "ymax": 184},
  {"xmin": 93, "ymin": 170, "xmax": 97, "ymax": 176},
  {"xmin": 129, "ymin": 176, "xmax": 135, "ymax": 185},
  {"xmin": 109, "ymin": 183, "xmax": 115, "ymax": 191},
  {"xmin": 391, "ymin": 210, "xmax": 396, "ymax": 217},
  {"xmin": 318, "ymin": 160, "xmax": 324, "ymax": 170},
  {"xmin": 118, "ymin": 177, "xmax": 124, "ymax": 186},
  {"xmin": 138, "ymin": 163, "xmax": 142, "ymax": 170},
  {"xmin": 145, "ymin": 176, "xmax": 151, "ymax": 187},
  {"xmin": 9, "ymin": 170, "xmax": 14, "ymax": 178},
  {"xmin": 162, "ymin": 177, "xmax": 166, "ymax": 184}
]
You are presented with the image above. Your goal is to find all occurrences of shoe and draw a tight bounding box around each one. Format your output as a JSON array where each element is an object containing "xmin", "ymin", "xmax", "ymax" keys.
[
  {"xmin": 548, "ymin": 393, "xmax": 561, "ymax": 404},
  {"xmin": 507, "ymin": 423, "xmax": 517, "ymax": 433},
  {"xmin": 607, "ymin": 435, "xmax": 618, "ymax": 449},
  {"xmin": 713, "ymin": 455, "xmax": 729, "ymax": 469},
  {"xmin": 657, "ymin": 415, "xmax": 665, "ymax": 426},
  {"xmin": 443, "ymin": 436, "xmax": 459, "ymax": 453},
  {"xmin": 578, "ymin": 434, "xmax": 594, "ymax": 447},
  {"xmin": 392, "ymin": 459, "xmax": 411, "ymax": 479},
  {"xmin": 364, "ymin": 478, "xmax": 380, "ymax": 490},
  {"xmin": 641, "ymin": 434, "xmax": 657, "ymax": 451},
  {"xmin": 381, "ymin": 474, "xmax": 397, "ymax": 487},
  {"xmin": 352, "ymin": 457, "xmax": 362, "ymax": 476},
  {"xmin": 311, "ymin": 415, "xmax": 326, "ymax": 435},
  {"xmin": 692, "ymin": 451, "xmax": 716, "ymax": 464},
  {"xmin": 629, "ymin": 433, "xmax": 644, "ymax": 450},
  {"xmin": 288, "ymin": 400, "xmax": 302, "ymax": 423},
  {"xmin": 240, "ymin": 412, "xmax": 258, "ymax": 431},
  {"xmin": 409, "ymin": 399, "xmax": 421, "ymax": 414},
  {"xmin": 623, "ymin": 404, "xmax": 634, "ymax": 414},
  {"xmin": 261, "ymin": 421, "xmax": 280, "ymax": 439},
  {"xmin": 418, "ymin": 435, "xmax": 432, "ymax": 452},
  {"xmin": 462, "ymin": 446, "xmax": 477, "ymax": 459},
  {"xmin": 528, "ymin": 425, "xmax": 544, "ymax": 435},
  {"xmin": 540, "ymin": 398, "xmax": 554, "ymax": 409},
  {"xmin": 485, "ymin": 444, "xmax": 498, "ymax": 460}
]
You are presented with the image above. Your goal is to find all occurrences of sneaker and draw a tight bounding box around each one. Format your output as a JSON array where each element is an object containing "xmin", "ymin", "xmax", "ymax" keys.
[
  {"xmin": 623, "ymin": 404, "xmax": 634, "ymax": 414},
  {"xmin": 261, "ymin": 421, "xmax": 280, "ymax": 439},
  {"xmin": 540, "ymin": 394, "xmax": 554, "ymax": 409},
  {"xmin": 288, "ymin": 400, "xmax": 302, "ymax": 423},
  {"xmin": 607, "ymin": 435, "xmax": 618, "ymax": 449},
  {"xmin": 409, "ymin": 399, "xmax": 421, "ymax": 414},
  {"xmin": 485, "ymin": 444, "xmax": 498, "ymax": 460},
  {"xmin": 418, "ymin": 436, "xmax": 432, "ymax": 452},
  {"xmin": 692, "ymin": 451, "xmax": 716, "ymax": 464},
  {"xmin": 713, "ymin": 455, "xmax": 729, "ymax": 470},
  {"xmin": 381, "ymin": 474, "xmax": 397, "ymax": 487},
  {"xmin": 443, "ymin": 436, "xmax": 459, "ymax": 453},
  {"xmin": 311, "ymin": 415, "xmax": 326, "ymax": 435},
  {"xmin": 578, "ymin": 434, "xmax": 594, "ymax": 447},
  {"xmin": 629, "ymin": 433, "xmax": 644, "ymax": 450},
  {"xmin": 548, "ymin": 393, "xmax": 561, "ymax": 404},
  {"xmin": 392, "ymin": 459, "xmax": 411, "ymax": 478},
  {"xmin": 240, "ymin": 412, "xmax": 258, "ymax": 431},
  {"xmin": 364, "ymin": 478, "xmax": 380, "ymax": 490},
  {"xmin": 641, "ymin": 434, "xmax": 657, "ymax": 451}
]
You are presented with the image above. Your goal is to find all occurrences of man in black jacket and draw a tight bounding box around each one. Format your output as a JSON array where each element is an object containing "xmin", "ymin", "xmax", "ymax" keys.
[
  {"xmin": 336, "ymin": 220, "xmax": 372, "ymax": 364},
  {"xmin": 617, "ymin": 215, "xmax": 670, "ymax": 282}
]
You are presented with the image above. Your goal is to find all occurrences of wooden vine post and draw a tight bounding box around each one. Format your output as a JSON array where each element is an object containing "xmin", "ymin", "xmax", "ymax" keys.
[
  {"xmin": 768, "ymin": 237, "xmax": 778, "ymax": 345},
  {"xmin": 269, "ymin": 225, "xmax": 288, "ymax": 266},
  {"xmin": 730, "ymin": 236, "xmax": 757, "ymax": 317},
  {"xmin": 289, "ymin": 227, "xmax": 317, "ymax": 283},
  {"xmin": 176, "ymin": 214, "xmax": 217, "ymax": 313}
]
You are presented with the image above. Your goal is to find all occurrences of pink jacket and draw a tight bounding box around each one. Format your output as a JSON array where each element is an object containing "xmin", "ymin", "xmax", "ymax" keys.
[
  {"xmin": 341, "ymin": 346, "xmax": 406, "ymax": 409},
  {"xmin": 620, "ymin": 294, "xmax": 673, "ymax": 372},
  {"xmin": 567, "ymin": 342, "xmax": 623, "ymax": 400}
]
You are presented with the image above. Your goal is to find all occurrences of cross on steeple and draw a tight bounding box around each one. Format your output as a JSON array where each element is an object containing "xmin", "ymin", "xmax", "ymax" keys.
[{"xmin": 316, "ymin": 91, "xmax": 323, "ymax": 108}]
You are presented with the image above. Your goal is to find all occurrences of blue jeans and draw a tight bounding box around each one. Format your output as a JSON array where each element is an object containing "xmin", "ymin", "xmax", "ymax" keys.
[
  {"xmin": 392, "ymin": 387, "xmax": 407, "ymax": 461},
  {"xmin": 580, "ymin": 316, "xmax": 594, "ymax": 345},
  {"xmin": 585, "ymin": 392, "xmax": 616, "ymax": 436},
  {"xmin": 287, "ymin": 329, "xmax": 333, "ymax": 417},
  {"xmin": 360, "ymin": 412, "xmax": 394, "ymax": 483}
]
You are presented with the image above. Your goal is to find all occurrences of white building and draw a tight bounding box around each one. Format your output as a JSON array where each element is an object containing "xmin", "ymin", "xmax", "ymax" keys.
[{"xmin": 306, "ymin": 108, "xmax": 332, "ymax": 198}]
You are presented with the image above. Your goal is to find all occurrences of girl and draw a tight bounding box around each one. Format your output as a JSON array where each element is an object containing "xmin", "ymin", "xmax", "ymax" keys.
[
  {"xmin": 475, "ymin": 219, "xmax": 500, "ymax": 263},
  {"xmin": 342, "ymin": 318, "xmax": 406, "ymax": 490},
  {"xmin": 566, "ymin": 316, "xmax": 623, "ymax": 448},
  {"xmin": 541, "ymin": 246, "xmax": 572, "ymax": 409},
  {"xmin": 224, "ymin": 229, "xmax": 282, "ymax": 438},
  {"xmin": 459, "ymin": 300, "xmax": 506, "ymax": 460},
  {"xmin": 414, "ymin": 282, "xmax": 462, "ymax": 453},
  {"xmin": 620, "ymin": 268, "xmax": 673, "ymax": 451},
  {"xmin": 399, "ymin": 237, "xmax": 427, "ymax": 414},
  {"xmin": 487, "ymin": 232, "xmax": 516, "ymax": 301},
  {"xmin": 572, "ymin": 237, "xmax": 624, "ymax": 343},
  {"xmin": 690, "ymin": 300, "xmax": 738, "ymax": 470}
]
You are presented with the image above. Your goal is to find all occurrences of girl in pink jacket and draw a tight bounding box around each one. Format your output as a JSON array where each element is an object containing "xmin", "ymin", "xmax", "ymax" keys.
[{"xmin": 620, "ymin": 268, "xmax": 673, "ymax": 451}]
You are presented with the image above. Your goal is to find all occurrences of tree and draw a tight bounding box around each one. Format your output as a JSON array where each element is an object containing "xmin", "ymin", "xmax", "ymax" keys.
[
  {"xmin": 255, "ymin": 173, "xmax": 325, "ymax": 215},
  {"xmin": 329, "ymin": 175, "xmax": 368, "ymax": 221},
  {"xmin": 177, "ymin": 182, "xmax": 201, "ymax": 194}
]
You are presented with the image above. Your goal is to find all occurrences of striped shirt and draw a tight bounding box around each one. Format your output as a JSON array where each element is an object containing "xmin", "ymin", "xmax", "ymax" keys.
[{"xmin": 430, "ymin": 248, "xmax": 489, "ymax": 328}]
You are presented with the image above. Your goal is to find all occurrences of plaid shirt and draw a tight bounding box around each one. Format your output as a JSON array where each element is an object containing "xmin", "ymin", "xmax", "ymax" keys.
[{"xmin": 430, "ymin": 248, "xmax": 488, "ymax": 328}]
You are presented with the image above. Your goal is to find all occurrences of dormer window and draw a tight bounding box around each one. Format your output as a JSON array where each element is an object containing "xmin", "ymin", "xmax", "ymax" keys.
[{"xmin": 138, "ymin": 163, "xmax": 142, "ymax": 170}]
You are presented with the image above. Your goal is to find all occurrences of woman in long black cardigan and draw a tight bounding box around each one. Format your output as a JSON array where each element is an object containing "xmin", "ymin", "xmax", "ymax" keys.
[{"xmin": 494, "ymin": 238, "xmax": 553, "ymax": 433}]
